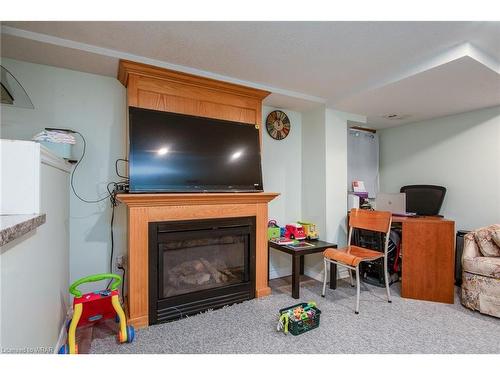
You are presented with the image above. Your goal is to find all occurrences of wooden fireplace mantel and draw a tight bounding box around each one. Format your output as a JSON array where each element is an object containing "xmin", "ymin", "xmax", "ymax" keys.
[
  {"xmin": 117, "ymin": 192, "xmax": 279, "ymax": 328},
  {"xmin": 117, "ymin": 59, "xmax": 270, "ymax": 142},
  {"xmin": 117, "ymin": 192, "xmax": 280, "ymax": 207}
]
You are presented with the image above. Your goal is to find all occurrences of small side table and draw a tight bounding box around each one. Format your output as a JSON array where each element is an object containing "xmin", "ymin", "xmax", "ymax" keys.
[{"xmin": 268, "ymin": 240, "xmax": 338, "ymax": 299}]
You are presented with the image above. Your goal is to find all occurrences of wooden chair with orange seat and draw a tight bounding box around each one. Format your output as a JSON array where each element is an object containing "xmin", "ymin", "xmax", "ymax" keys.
[{"xmin": 322, "ymin": 208, "xmax": 393, "ymax": 314}]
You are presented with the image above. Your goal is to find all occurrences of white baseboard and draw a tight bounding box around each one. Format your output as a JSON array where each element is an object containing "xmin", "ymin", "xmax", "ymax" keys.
[
  {"xmin": 304, "ymin": 266, "xmax": 348, "ymax": 282},
  {"xmin": 269, "ymin": 265, "xmax": 292, "ymax": 280}
]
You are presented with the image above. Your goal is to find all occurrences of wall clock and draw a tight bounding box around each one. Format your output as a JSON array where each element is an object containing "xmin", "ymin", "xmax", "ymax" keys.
[{"xmin": 266, "ymin": 110, "xmax": 291, "ymax": 140}]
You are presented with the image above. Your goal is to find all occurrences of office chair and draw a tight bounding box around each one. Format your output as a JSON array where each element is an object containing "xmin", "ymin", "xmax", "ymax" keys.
[
  {"xmin": 400, "ymin": 185, "xmax": 446, "ymax": 216},
  {"xmin": 322, "ymin": 209, "xmax": 392, "ymax": 314}
]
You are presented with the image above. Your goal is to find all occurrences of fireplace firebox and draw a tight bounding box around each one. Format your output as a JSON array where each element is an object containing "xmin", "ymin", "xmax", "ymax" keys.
[{"xmin": 148, "ymin": 217, "xmax": 256, "ymax": 325}]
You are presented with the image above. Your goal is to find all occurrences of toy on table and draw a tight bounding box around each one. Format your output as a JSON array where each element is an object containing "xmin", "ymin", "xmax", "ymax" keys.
[
  {"xmin": 267, "ymin": 220, "xmax": 281, "ymax": 240},
  {"xmin": 277, "ymin": 301, "xmax": 321, "ymax": 336},
  {"xmin": 297, "ymin": 221, "xmax": 319, "ymax": 240},
  {"xmin": 268, "ymin": 220, "xmax": 297, "ymax": 244},
  {"xmin": 58, "ymin": 273, "xmax": 135, "ymax": 354},
  {"xmin": 284, "ymin": 223, "xmax": 306, "ymax": 240}
]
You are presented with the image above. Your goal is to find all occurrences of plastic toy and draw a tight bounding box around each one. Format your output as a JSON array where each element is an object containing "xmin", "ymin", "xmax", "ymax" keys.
[
  {"xmin": 284, "ymin": 223, "xmax": 306, "ymax": 240},
  {"xmin": 277, "ymin": 312, "xmax": 290, "ymax": 334},
  {"xmin": 298, "ymin": 221, "xmax": 319, "ymax": 240},
  {"xmin": 58, "ymin": 273, "xmax": 135, "ymax": 354},
  {"xmin": 267, "ymin": 220, "xmax": 281, "ymax": 240}
]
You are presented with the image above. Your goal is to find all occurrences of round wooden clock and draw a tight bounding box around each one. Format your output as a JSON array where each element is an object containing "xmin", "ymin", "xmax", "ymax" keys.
[{"xmin": 266, "ymin": 110, "xmax": 291, "ymax": 140}]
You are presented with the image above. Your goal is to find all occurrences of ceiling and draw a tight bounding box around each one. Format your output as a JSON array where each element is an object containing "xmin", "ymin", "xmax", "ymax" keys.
[{"xmin": 2, "ymin": 21, "xmax": 500, "ymax": 128}]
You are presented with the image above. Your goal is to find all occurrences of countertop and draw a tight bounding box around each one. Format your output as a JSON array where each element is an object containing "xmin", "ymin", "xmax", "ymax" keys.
[{"xmin": 0, "ymin": 214, "xmax": 46, "ymax": 246}]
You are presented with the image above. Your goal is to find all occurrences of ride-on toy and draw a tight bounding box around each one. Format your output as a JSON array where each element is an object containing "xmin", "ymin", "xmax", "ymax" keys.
[{"xmin": 58, "ymin": 273, "xmax": 135, "ymax": 354}]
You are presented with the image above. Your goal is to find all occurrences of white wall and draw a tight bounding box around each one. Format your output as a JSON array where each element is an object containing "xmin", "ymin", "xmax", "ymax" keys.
[
  {"xmin": 325, "ymin": 109, "xmax": 350, "ymax": 247},
  {"xmin": 301, "ymin": 107, "xmax": 360, "ymax": 280},
  {"xmin": 1, "ymin": 162, "xmax": 69, "ymax": 352},
  {"xmin": 262, "ymin": 106, "xmax": 302, "ymax": 278},
  {"xmin": 379, "ymin": 105, "xmax": 500, "ymax": 231},
  {"xmin": 0, "ymin": 58, "xmax": 127, "ymax": 293},
  {"xmin": 301, "ymin": 107, "xmax": 327, "ymax": 234}
]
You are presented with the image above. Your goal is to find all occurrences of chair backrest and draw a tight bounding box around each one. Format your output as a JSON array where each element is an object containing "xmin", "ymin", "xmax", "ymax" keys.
[
  {"xmin": 400, "ymin": 185, "xmax": 446, "ymax": 216},
  {"xmin": 349, "ymin": 208, "xmax": 392, "ymax": 234}
]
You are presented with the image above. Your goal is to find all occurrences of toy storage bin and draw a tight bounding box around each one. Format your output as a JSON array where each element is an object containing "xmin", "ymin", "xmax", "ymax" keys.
[{"xmin": 279, "ymin": 302, "xmax": 321, "ymax": 336}]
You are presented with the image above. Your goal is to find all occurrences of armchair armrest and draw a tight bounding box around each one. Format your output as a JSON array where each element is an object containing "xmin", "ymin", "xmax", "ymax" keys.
[{"xmin": 462, "ymin": 233, "xmax": 481, "ymax": 261}]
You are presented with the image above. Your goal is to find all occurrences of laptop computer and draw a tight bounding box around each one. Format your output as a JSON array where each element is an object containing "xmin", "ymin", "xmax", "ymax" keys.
[{"xmin": 375, "ymin": 193, "xmax": 417, "ymax": 216}]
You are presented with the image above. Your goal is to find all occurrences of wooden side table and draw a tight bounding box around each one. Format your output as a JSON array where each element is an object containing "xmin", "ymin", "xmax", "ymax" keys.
[{"xmin": 268, "ymin": 240, "xmax": 338, "ymax": 299}]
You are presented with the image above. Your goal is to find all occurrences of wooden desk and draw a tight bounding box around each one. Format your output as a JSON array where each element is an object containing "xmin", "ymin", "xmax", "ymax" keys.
[{"xmin": 392, "ymin": 216, "xmax": 455, "ymax": 304}]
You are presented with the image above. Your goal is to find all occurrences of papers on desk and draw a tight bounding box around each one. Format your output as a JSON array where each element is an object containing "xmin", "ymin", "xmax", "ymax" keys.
[
  {"xmin": 285, "ymin": 241, "xmax": 315, "ymax": 250},
  {"xmin": 270, "ymin": 237, "xmax": 294, "ymax": 245},
  {"xmin": 269, "ymin": 238, "xmax": 316, "ymax": 250}
]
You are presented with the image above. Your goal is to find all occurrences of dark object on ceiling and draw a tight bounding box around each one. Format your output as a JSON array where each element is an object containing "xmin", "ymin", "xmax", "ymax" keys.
[{"xmin": 1, "ymin": 65, "xmax": 34, "ymax": 109}]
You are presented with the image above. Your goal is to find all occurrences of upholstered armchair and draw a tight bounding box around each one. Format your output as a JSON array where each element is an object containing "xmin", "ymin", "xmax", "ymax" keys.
[{"xmin": 461, "ymin": 224, "xmax": 500, "ymax": 318}]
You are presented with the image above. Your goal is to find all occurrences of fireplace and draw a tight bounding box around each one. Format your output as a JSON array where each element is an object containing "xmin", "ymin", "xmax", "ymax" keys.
[{"xmin": 148, "ymin": 216, "xmax": 256, "ymax": 324}]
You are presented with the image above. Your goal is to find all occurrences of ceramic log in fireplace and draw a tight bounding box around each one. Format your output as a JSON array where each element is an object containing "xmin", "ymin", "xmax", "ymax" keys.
[{"xmin": 149, "ymin": 217, "xmax": 256, "ymax": 324}]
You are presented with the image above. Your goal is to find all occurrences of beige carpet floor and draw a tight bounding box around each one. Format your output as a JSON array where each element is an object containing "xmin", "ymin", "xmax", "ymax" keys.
[{"xmin": 75, "ymin": 276, "xmax": 500, "ymax": 354}]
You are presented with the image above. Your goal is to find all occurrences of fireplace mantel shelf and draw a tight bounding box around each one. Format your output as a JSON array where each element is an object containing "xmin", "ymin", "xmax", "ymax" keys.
[{"xmin": 117, "ymin": 192, "xmax": 280, "ymax": 207}]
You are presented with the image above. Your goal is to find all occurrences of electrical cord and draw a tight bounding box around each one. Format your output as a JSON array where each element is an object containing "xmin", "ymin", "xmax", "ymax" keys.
[
  {"xmin": 115, "ymin": 158, "xmax": 129, "ymax": 180},
  {"xmin": 108, "ymin": 185, "xmax": 116, "ymax": 278},
  {"xmin": 45, "ymin": 127, "xmax": 114, "ymax": 204},
  {"xmin": 105, "ymin": 181, "xmax": 128, "ymax": 291},
  {"xmin": 117, "ymin": 265, "xmax": 126, "ymax": 299},
  {"xmin": 71, "ymin": 131, "xmax": 116, "ymax": 203}
]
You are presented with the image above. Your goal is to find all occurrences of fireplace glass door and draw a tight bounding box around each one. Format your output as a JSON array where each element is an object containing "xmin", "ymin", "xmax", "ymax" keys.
[
  {"xmin": 149, "ymin": 217, "xmax": 256, "ymax": 324},
  {"xmin": 160, "ymin": 230, "xmax": 249, "ymax": 298}
]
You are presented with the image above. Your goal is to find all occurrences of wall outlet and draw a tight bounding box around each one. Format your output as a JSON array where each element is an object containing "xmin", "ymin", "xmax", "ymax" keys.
[{"xmin": 116, "ymin": 255, "xmax": 125, "ymax": 268}]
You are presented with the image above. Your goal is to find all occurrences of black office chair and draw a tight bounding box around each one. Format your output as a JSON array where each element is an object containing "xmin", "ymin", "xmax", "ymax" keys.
[{"xmin": 400, "ymin": 185, "xmax": 446, "ymax": 216}]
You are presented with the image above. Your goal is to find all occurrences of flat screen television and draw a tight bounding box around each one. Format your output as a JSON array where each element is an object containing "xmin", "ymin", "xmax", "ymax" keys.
[{"xmin": 128, "ymin": 107, "xmax": 264, "ymax": 193}]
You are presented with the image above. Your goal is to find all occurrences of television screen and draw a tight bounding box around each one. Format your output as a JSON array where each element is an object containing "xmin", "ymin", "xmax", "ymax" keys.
[{"xmin": 128, "ymin": 107, "xmax": 264, "ymax": 192}]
